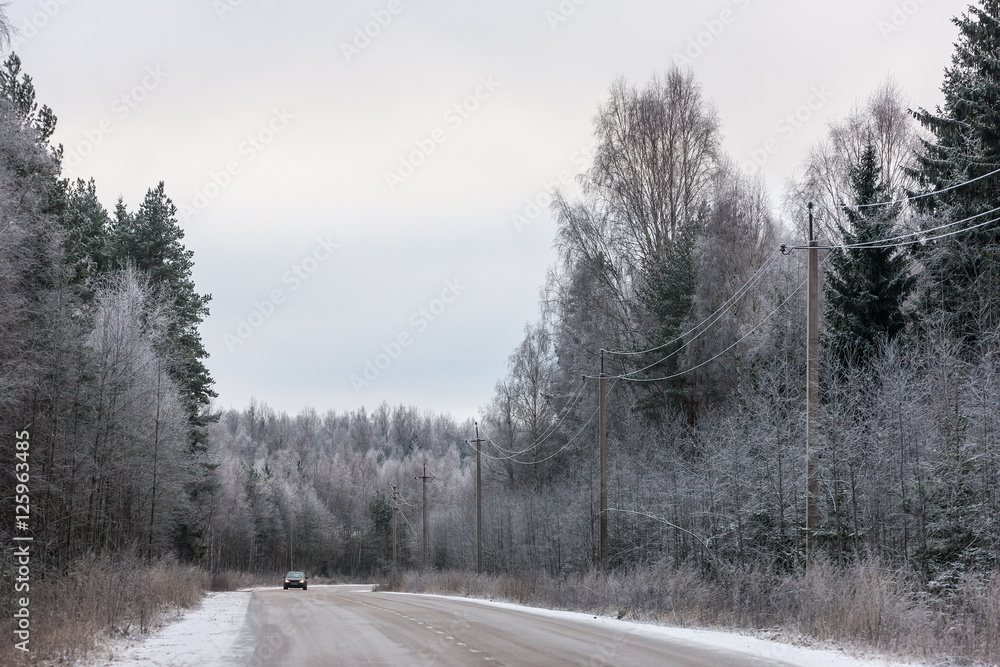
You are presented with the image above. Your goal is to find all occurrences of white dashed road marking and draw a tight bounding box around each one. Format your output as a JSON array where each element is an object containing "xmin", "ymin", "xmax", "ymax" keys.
[{"xmin": 349, "ymin": 596, "xmax": 497, "ymax": 662}]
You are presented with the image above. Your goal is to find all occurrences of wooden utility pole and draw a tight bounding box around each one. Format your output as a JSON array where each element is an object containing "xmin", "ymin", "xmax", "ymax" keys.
[
  {"xmin": 806, "ymin": 202, "xmax": 820, "ymax": 554},
  {"xmin": 599, "ymin": 349, "xmax": 608, "ymax": 570},
  {"xmin": 469, "ymin": 423, "xmax": 485, "ymax": 574},
  {"xmin": 417, "ymin": 464, "xmax": 431, "ymax": 569},
  {"xmin": 390, "ymin": 484, "xmax": 398, "ymax": 572}
]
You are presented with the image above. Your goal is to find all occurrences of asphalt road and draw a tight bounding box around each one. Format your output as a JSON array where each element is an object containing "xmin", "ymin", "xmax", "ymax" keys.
[{"xmin": 231, "ymin": 584, "xmax": 799, "ymax": 666}]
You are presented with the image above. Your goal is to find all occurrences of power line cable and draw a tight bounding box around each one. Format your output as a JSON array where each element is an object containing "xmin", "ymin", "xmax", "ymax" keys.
[
  {"xmin": 478, "ymin": 432, "xmax": 525, "ymax": 463},
  {"xmin": 611, "ymin": 271, "xmax": 811, "ymax": 383},
  {"xmin": 522, "ymin": 385, "xmax": 614, "ymax": 466},
  {"xmin": 842, "ymin": 205, "xmax": 1000, "ymax": 247},
  {"xmin": 590, "ymin": 255, "xmax": 777, "ymax": 379},
  {"xmin": 787, "ymin": 204, "xmax": 1000, "ymax": 251},
  {"xmin": 477, "ymin": 426, "xmax": 549, "ymax": 463},
  {"xmin": 395, "ymin": 505, "xmax": 417, "ymax": 534},
  {"xmin": 787, "ymin": 209, "xmax": 1000, "ymax": 252},
  {"xmin": 477, "ymin": 360, "xmax": 597, "ymax": 459},
  {"xmin": 844, "ymin": 214, "xmax": 1000, "ymax": 249},
  {"xmin": 604, "ymin": 249, "xmax": 780, "ymax": 358},
  {"xmin": 600, "ymin": 168, "xmax": 1000, "ymax": 379},
  {"xmin": 481, "ymin": 381, "xmax": 587, "ymax": 457},
  {"xmin": 467, "ymin": 427, "xmax": 517, "ymax": 462},
  {"xmin": 596, "ymin": 253, "xmax": 781, "ymax": 379},
  {"xmin": 853, "ymin": 165, "xmax": 1000, "ymax": 209},
  {"xmin": 475, "ymin": 395, "xmax": 606, "ymax": 466},
  {"xmin": 605, "ymin": 507, "xmax": 715, "ymax": 550}
]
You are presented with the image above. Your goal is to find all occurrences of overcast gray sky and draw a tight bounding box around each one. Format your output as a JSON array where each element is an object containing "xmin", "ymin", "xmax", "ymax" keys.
[{"xmin": 8, "ymin": 0, "xmax": 962, "ymax": 419}]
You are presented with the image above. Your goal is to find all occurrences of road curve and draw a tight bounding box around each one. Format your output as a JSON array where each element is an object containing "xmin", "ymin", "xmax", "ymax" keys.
[{"xmin": 232, "ymin": 584, "xmax": 799, "ymax": 666}]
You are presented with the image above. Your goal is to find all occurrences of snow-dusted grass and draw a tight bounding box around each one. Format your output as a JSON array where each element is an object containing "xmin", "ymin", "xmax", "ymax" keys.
[
  {"xmin": 0, "ymin": 554, "xmax": 209, "ymax": 665},
  {"xmin": 84, "ymin": 589, "xmax": 253, "ymax": 666},
  {"xmin": 0, "ymin": 555, "xmax": 297, "ymax": 665}
]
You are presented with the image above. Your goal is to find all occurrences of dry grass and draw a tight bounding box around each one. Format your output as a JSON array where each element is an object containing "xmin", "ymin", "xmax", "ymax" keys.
[
  {"xmin": 208, "ymin": 569, "xmax": 264, "ymax": 592},
  {"xmin": 205, "ymin": 569, "xmax": 359, "ymax": 591},
  {"xmin": 0, "ymin": 553, "xmax": 223, "ymax": 665},
  {"xmin": 34, "ymin": 554, "xmax": 205, "ymax": 664},
  {"xmin": 380, "ymin": 559, "xmax": 1000, "ymax": 664}
]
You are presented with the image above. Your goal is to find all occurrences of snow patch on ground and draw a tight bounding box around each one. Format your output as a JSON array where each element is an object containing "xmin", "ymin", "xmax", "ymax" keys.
[
  {"xmin": 384, "ymin": 591, "xmax": 927, "ymax": 667},
  {"xmin": 82, "ymin": 590, "xmax": 252, "ymax": 666}
]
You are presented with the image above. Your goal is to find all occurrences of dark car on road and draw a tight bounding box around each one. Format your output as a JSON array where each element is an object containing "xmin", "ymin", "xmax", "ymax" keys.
[{"xmin": 283, "ymin": 571, "xmax": 307, "ymax": 590}]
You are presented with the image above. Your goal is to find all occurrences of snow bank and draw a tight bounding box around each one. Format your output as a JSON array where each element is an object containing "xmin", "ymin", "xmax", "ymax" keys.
[{"xmin": 84, "ymin": 590, "xmax": 252, "ymax": 666}]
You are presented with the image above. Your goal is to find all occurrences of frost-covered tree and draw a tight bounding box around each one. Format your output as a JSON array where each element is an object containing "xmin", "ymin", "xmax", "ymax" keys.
[
  {"xmin": 788, "ymin": 80, "xmax": 919, "ymax": 243},
  {"xmin": 110, "ymin": 183, "xmax": 215, "ymax": 425}
]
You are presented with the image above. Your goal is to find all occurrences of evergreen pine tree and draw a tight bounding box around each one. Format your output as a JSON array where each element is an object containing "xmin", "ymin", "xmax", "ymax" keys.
[
  {"xmin": 0, "ymin": 54, "xmax": 57, "ymax": 144},
  {"xmin": 109, "ymin": 182, "xmax": 215, "ymax": 424},
  {"xmin": 911, "ymin": 0, "xmax": 1000, "ymax": 344},
  {"xmin": 635, "ymin": 222, "xmax": 697, "ymax": 417},
  {"xmin": 825, "ymin": 144, "xmax": 916, "ymax": 368},
  {"xmin": 57, "ymin": 178, "xmax": 112, "ymax": 287}
]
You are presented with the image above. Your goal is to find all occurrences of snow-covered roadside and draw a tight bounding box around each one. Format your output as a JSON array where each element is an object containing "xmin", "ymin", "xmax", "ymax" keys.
[
  {"xmin": 82, "ymin": 589, "xmax": 253, "ymax": 666},
  {"xmin": 385, "ymin": 591, "xmax": 927, "ymax": 667}
]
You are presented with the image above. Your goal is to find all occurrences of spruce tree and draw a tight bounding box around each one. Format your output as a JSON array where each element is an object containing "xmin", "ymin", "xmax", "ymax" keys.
[
  {"xmin": 911, "ymin": 0, "xmax": 1000, "ymax": 344},
  {"xmin": 824, "ymin": 144, "xmax": 915, "ymax": 368}
]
